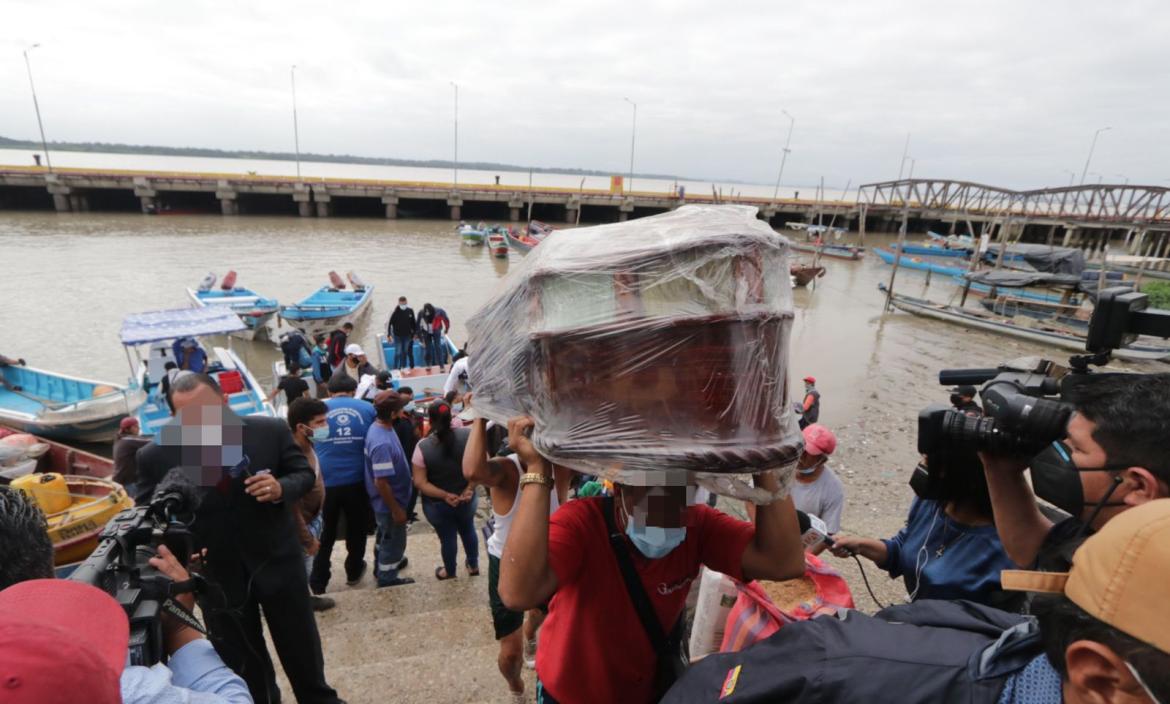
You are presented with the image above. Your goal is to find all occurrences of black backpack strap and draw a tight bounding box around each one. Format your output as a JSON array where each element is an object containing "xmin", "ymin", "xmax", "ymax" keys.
[{"xmin": 602, "ymin": 495, "xmax": 668, "ymax": 654}]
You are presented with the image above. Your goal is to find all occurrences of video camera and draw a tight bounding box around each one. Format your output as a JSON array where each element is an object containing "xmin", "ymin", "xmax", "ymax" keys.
[
  {"xmin": 919, "ymin": 287, "xmax": 1170, "ymax": 457},
  {"xmin": 69, "ymin": 469, "xmax": 204, "ymax": 667}
]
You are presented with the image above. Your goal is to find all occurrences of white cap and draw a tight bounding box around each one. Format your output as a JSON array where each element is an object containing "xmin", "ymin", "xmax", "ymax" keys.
[{"xmin": 344, "ymin": 343, "xmax": 364, "ymax": 356}]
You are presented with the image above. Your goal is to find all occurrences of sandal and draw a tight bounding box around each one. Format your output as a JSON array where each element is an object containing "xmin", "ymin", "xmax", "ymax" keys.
[
  {"xmin": 435, "ymin": 566, "xmax": 455, "ymax": 581},
  {"xmin": 467, "ymin": 563, "xmax": 481, "ymax": 577}
]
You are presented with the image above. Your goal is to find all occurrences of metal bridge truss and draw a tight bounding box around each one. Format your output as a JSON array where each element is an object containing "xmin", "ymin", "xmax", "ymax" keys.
[{"xmin": 857, "ymin": 180, "xmax": 1170, "ymax": 229}]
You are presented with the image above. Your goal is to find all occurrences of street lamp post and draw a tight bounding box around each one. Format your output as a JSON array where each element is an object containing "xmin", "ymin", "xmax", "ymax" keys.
[
  {"xmin": 622, "ymin": 98, "xmax": 637, "ymax": 194},
  {"xmin": 770, "ymin": 110, "xmax": 795, "ymax": 201},
  {"xmin": 22, "ymin": 44, "xmax": 52, "ymax": 173},
  {"xmin": 451, "ymin": 82, "xmax": 459, "ymax": 188},
  {"xmin": 896, "ymin": 132, "xmax": 911, "ymax": 180},
  {"xmin": 1079, "ymin": 126, "xmax": 1111, "ymax": 185},
  {"xmin": 290, "ymin": 65, "xmax": 302, "ymax": 180}
]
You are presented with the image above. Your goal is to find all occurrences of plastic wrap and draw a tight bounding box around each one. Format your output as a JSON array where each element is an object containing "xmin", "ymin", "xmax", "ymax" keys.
[{"xmin": 466, "ymin": 204, "xmax": 802, "ymax": 488}]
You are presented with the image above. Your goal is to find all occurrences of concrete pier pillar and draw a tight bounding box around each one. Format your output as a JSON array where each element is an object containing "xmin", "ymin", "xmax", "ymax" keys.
[
  {"xmin": 381, "ymin": 192, "xmax": 399, "ymax": 219},
  {"xmin": 294, "ymin": 185, "xmax": 313, "ymax": 217},
  {"xmin": 52, "ymin": 194, "xmax": 70, "ymax": 212},
  {"xmin": 1062, "ymin": 227, "xmax": 1075, "ymax": 247},
  {"xmin": 447, "ymin": 194, "xmax": 464, "ymax": 221},
  {"xmin": 618, "ymin": 199, "xmax": 635, "ymax": 223},
  {"xmin": 216, "ymin": 181, "xmax": 238, "ymax": 215},
  {"xmin": 565, "ymin": 199, "xmax": 580, "ymax": 224},
  {"xmin": 133, "ymin": 178, "xmax": 158, "ymax": 214},
  {"xmin": 508, "ymin": 198, "xmax": 524, "ymax": 222},
  {"xmin": 69, "ymin": 194, "xmax": 89, "ymax": 212},
  {"xmin": 316, "ymin": 200, "xmax": 332, "ymax": 217},
  {"xmin": 46, "ymin": 180, "xmax": 73, "ymax": 212},
  {"xmin": 139, "ymin": 196, "xmax": 156, "ymax": 213}
]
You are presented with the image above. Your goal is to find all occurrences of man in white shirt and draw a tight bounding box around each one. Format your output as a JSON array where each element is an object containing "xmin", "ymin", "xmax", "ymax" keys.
[{"xmin": 789, "ymin": 424, "xmax": 846, "ymax": 544}]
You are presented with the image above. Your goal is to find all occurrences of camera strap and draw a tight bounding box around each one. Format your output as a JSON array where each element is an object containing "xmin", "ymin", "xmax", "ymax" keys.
[{"xmin": 163, "ymin": 576, "xmax": 208, "ymax": 635}]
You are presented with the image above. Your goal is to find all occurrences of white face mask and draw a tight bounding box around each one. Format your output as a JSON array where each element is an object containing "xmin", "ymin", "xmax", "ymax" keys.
[
  {"xmin": 398, "ymin": 304, "xmax": 407, "ymax": 310},
  {"xmin": 1127, "ymin": 662, "xmax": 1163, "ymax": 704}
]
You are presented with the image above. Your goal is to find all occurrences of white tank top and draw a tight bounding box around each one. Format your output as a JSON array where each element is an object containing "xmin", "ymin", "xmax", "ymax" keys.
[{"xmin": 486, "ymin": 454, "xmax": 560, "ymax": 559}]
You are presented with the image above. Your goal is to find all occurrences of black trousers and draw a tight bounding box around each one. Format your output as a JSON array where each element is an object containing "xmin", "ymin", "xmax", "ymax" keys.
[
  {"xmin": 310, "ymin": 481, "xmax": 370, "ymax": 593},
  {"xmin": 203, "ymin": 556, "xmax": 340, "ymax": 704}
]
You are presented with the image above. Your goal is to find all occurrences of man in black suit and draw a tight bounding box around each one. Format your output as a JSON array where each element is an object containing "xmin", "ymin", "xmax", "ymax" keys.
[{"xmin": 136, "ymin": 373, "xmax": 343, "ymax": 704}]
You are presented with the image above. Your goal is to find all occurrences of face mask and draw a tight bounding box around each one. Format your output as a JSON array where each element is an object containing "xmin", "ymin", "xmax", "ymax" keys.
[
  {"xmin": 626, "ymin": 520, "xmax": 687, "ymax": 559},
  {"xmin": 1126, "ymin": 662, "xmax": 1164, "ymax": 704},
  {"xmin": 308, "ymin": 426, "xmax": 329, "ymax": 442},
  {"xmin": 398, "ymin": 304, "xmax": 407, "ymax": 310},
  {"xmin": 1030, "ymin": 441, "xmax": 1127, "ymax": 520},
  {"xmin": 797, "ymin": 456, "xmax": 823, "ymax": 476},
  {"xmin": 451, "ymin": 402, "xmax": 464, "ymax": 413},
  {"xmin": 404, "ymin": 402, "xmax": 417, "ymax": 413}
]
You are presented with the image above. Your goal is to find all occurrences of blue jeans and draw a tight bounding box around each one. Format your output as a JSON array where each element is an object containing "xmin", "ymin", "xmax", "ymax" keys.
[
  {"xmin": 422, "ymin": 493, "xmax": 479, "ymax": 576},
  {"xmin": 423, "ymin": 332, "xmax": 439, "ymax": 366},
  {"xmin": 394, "ymin": 336, "xmax": 413, "ymax": 369},
  {"xmin": 374, "ymin": 511, "xmax": 408, "ymax": 585},
  {"xmin": 303, "ymin": 513, "xmax": 323, "ymax": 577}
]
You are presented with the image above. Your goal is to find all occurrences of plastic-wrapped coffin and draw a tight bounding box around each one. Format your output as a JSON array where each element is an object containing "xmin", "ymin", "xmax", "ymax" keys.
[{"xmin": 467, "ymin": 204, "xmax": 803, "ymax": 487}]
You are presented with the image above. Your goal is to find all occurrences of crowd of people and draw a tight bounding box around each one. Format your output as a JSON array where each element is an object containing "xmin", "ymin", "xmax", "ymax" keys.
[{"xmin": 3, "ymin": 319, "xmax": 1170, "ymax": 704}]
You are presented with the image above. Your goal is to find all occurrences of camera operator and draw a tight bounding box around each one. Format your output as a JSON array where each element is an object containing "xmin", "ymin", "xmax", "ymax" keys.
[
  {"xmin": 136, "ymin": 372, "xmax": 341, "ymax": 704},
  {"xmin": 664, "ymin": 499, "xmax": 1170, "ymax": 704},
  {"xmin": 950, "ymin": 384, "xmax": 982, "ymax": 415},
  {"xmin": 981, "ymin": 373, "xmax": 1170, "ymax": 572},
  {"xmin": 830, "ymin": 446, "xmax": 1020, "ymax": 609},
  {"xmin": 0, "ymin": 487, "xmax": 251, "ymax": 703}
]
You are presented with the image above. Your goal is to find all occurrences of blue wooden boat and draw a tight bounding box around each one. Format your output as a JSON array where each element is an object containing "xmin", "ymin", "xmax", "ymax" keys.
[
  {"xmin": 898, "ymin": 242, "xmax": 970, "ymax": 258},
  {"xmin": 120, "ymin": 308, "xmax": 275, "ymax": 436},
  {"xmin": 459, "ymin": 223, "xmax": 487, "ymax": 246},
  {"xmin": 279, "ymin": 271, "xmax": 374, "ymax": 338},
  {"xmin": 875, "ymin": 248, "xmax": 1076, "ymax": 304},
  {"xmin": 0, "ymin": 364, "xmax": 144, "ymax": 443},
  {"xmin": 186, "ymin": 271, "xmax": 279, "ymax": 341},
  {"xmin": 375, "ymin": 333, "xmax": 459, "ymax": 400}
]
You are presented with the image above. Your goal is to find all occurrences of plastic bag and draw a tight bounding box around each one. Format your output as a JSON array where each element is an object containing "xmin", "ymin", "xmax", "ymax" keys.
[
  {"xmin": 466, "ymin": 205, "xmax": 802, "ymax": 487},
  {"xmin": 689, "ymin": 567, "xmax": 741, "ymax": 660},
  {"xmin": 719, "ymin": 553, "xmax": 855, "ymax": 653}
]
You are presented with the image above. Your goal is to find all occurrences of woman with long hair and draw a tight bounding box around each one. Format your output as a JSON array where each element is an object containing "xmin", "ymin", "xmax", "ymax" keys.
[{"xmin": 412, "ymin": 401, "xmax": 479, "ymax": 580}]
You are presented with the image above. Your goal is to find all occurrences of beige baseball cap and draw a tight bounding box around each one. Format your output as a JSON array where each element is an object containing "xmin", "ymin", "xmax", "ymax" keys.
[{"xmin": 1001, "ymin": 499, "xmax": 1170, "ymax": 654}]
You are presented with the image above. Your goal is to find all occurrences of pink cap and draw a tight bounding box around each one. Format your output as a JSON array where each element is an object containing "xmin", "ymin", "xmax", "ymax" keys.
[
  {"xmin": 0, "ymin": 580, "xmax": 129, "ymax": 704},
  {"xmin": 119, "ymin": 416, "xmax": 140, "ymax": 433},
  {"xmin": 803, "ymin": 376, "xmax": 816, "ymax": 384},
  {"xmin": 801, "ymin": 423, "xmax": 836, "ymax": 456}
]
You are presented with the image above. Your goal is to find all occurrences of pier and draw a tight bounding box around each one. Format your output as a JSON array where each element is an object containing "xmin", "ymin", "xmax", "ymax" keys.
[{"xmin": 2, "ymin": 166, "xmax": 1169, "ymax": 259}]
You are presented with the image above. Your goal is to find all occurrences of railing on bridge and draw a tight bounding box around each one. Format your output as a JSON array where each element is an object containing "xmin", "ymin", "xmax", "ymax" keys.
[{"xmin": 857, "ymin": 179, "xmax": 1170, "ymax": 228}]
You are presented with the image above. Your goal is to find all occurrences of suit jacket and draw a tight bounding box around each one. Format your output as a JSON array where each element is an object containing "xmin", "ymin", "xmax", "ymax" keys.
[{"xmin": 136, "ymin": 415, "xmax": 315, "ymax": 593}]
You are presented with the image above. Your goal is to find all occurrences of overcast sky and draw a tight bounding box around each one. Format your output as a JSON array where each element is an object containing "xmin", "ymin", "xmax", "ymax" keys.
[{"xmin": 1, "ymin": 0, "xmax": 1166, "ymax": 189}]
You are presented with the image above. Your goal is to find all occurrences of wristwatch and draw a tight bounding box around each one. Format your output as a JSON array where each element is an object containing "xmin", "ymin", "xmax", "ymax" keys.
[{"xmin": 519, "ymin": 472, "xmax": 554, "ymax": 489}]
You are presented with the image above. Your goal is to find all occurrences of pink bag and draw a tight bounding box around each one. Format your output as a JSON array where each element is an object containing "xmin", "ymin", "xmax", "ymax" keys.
[{"xmin": 719, "ymin": 553, "xmax": 855, "ymax": 653}]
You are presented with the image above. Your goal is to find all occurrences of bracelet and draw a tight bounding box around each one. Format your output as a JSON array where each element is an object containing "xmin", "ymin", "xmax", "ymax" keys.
[{"xmin": 519, "ymin": 472, "xmax": 554, "ymax": 489}]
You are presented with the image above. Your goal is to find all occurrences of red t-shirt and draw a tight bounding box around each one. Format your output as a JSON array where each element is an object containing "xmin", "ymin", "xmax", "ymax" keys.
[{"xmin": 537, "ymin": 498, "xmax": 755, "ymax": 704}]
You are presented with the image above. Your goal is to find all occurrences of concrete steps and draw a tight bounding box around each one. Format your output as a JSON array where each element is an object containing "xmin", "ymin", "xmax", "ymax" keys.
[{"xmin": 270, "ymin": 521, "xmax": 537, "ymax": 703}]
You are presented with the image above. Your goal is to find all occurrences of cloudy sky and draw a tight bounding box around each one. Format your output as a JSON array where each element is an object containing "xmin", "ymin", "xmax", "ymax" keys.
[{"xmin": 1, "ymin": 0, "xmax": 1166, "ymax": 189}]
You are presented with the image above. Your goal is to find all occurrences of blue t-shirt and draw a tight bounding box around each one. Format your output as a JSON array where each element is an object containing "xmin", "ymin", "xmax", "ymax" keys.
[
  {"xmin": 315, "ymin": 396, "xmax": 376, "ymax": 487},
  {"xmin": 364, "ymin": 421, "xmax": 412, "ymax": 514},
  {"xmin": 881, "ymin": 497, "xmax": 1017, "ymax": 605}
]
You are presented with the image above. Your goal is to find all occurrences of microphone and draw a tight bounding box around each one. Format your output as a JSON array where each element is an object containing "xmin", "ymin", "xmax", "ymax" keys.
[
  {"xmin": 151, "ymin": 467, "xmax": 203, "ymax": 519},
  {"xmin": 796, "ymin": 510, "xmax": 833, "ymax": 551}
]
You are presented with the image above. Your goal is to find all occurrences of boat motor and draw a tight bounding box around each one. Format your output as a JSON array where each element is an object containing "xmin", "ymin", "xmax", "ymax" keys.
[{"xmin": 197, "ymin": 272, "xmax": 216, "ymax": 292}]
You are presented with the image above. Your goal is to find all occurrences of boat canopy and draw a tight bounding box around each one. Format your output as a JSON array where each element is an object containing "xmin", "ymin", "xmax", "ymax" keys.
[
  {"xmin": 120, "ymin": 307, "xmax": 246, "ymax": 345},
  {"xmin": 986, "ymin": 244, "xmax": 1086, "ymax": 276},
  {"xmin": 963, "ymin": 270, "xmax": 1083, "ymax": 289}
]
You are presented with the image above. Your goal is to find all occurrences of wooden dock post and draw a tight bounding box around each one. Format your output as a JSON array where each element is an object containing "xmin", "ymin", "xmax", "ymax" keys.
[{"xmin": 884, "ymin": 204, "xmax": 911, "ymax": 312}]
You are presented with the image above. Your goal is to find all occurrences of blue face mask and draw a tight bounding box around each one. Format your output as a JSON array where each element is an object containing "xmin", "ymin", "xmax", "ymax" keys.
[
  {"xmin": 310, "ymin": 426, "xmax": 330, "ymax": 442},
  {"xmin": 403, "ymin": 402, "xmax": 417, "ymax": 413},
  {"xmin": 626, "ymin": 520, "xmax": 686, "ymax": 559}
]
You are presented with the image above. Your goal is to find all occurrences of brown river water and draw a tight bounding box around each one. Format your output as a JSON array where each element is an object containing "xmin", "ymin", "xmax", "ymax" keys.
[{"xmin": 1, "ymin": 211, "xmax": 1158, "ymax": 426}]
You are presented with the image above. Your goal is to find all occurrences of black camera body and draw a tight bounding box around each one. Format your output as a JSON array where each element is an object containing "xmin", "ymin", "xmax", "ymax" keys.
[
  {"xmin": 919, "ymin": 358, "xmax": 1073, "ymax": 457},
  {"xmin": 69, "ymin": 473, "xmax": 199, "ymax": 667}
]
